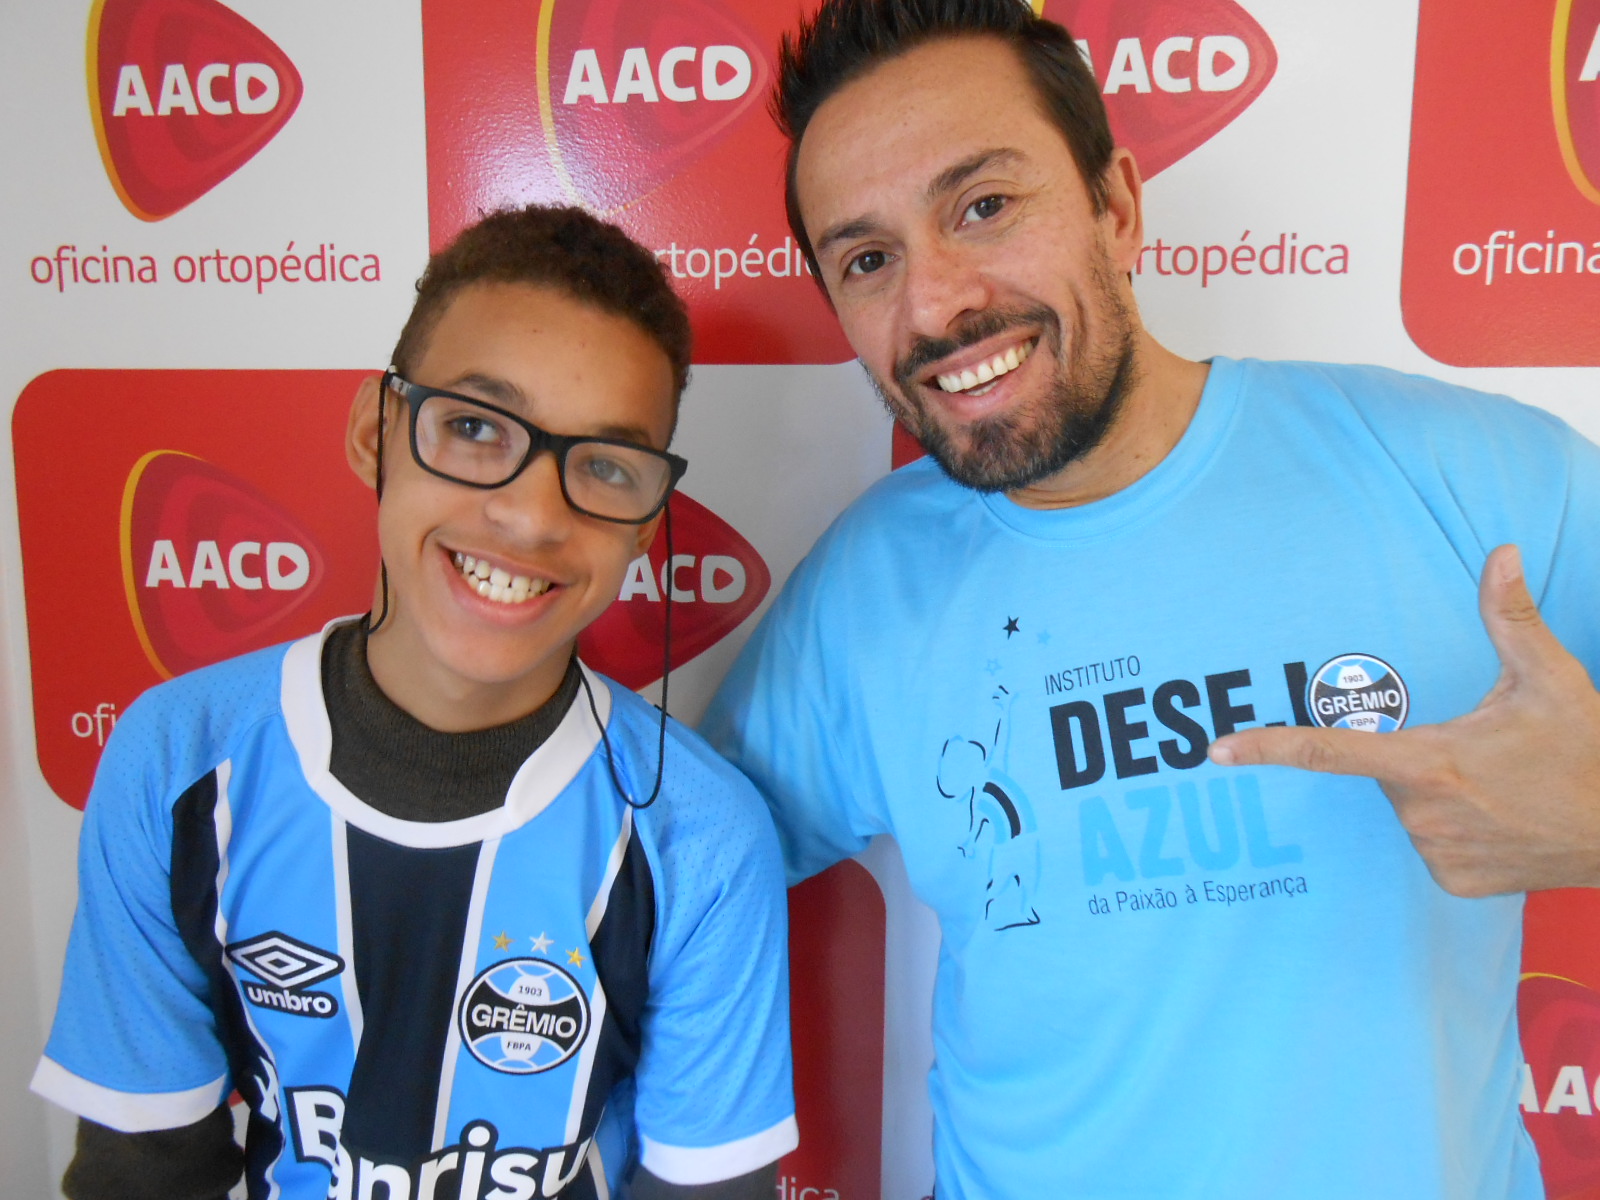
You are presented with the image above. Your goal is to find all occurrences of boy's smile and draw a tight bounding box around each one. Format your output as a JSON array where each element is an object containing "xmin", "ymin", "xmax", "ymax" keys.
[{"xmin": 347, "ymin": 282, "xmax": 676, "ymax": 732}]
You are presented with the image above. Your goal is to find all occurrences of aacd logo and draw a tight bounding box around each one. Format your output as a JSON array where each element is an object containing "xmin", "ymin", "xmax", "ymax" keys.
[
  {"xmin": 578, "ymin": 492, "xmax": 770, "ymax": 690},
  {"xmin": 1555, "ymin": 0, "xmax": 1600, "ymax": 205},
  {"xmin": 1402, "ymin": 0, "xmax": 1600, "ymax": 365},
  {"xmin": 121, "ymin": 450, "xmax": 324, "ymax": 678},
  {"xmin": 538, "ymin": 0, "xmax": 769, "ymax": 211},
  {"xmin": 1046, "ymin": 0, "xmax": 1277, "ymax": 179},
  {"xmin": 1519, "ymin": 973, "xmax": 1600, "ymax": 1196},
  {"xmin": 88, "ymin": 0, "xmax": 303, "ymax": 220}
]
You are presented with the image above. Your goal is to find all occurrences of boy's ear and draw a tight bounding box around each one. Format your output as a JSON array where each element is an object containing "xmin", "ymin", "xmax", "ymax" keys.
[
  {"xmin": 346, "ymin": 374, "xmax": 386, "ymax": 490},
  {"xmin": 632, "ymin": 512, "xmax": 665, "ymax": 559}
]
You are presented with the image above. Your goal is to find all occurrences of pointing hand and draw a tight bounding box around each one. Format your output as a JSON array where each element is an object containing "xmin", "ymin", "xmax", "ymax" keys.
[{"xmin": 1209, "ymin": 545, "xmax": 1600, "ymax": 897}]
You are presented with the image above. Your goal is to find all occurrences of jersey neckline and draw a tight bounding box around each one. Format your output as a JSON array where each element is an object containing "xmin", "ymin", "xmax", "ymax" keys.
[
  {"xmin": 278, "ymin": 620, "xmax": 612, "ymax": 849},
  {"xmin": 976, "ymin": 355, "xmax": 1244, "ymax": 542}
]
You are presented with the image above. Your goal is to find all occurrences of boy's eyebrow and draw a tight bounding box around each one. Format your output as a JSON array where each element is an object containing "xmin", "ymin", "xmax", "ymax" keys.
[
  {"xmin": 443, "ymin": 373, "xmax": 659, "ymax": 446},
  {"xmin": 444, "ymin": 372, "xmax": 527, "ymax": 408},
  {"xmin": 588, "ymin": 422, "xmax": 658, "ymax": 446}
]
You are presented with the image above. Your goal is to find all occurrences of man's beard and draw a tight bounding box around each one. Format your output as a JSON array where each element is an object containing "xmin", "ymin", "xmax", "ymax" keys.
[{"xmin": 876, "ymin": 263, "xmax": 1138, "ymax": 494}]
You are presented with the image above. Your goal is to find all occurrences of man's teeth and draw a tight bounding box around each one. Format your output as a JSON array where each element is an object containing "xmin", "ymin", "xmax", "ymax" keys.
[
  {"xmin": 936, "ymin": 340, "xmax": 1033, "ymax": 394},
  {"xmin": 452, "ymin": 553, "xmax": 551, "ymax": 604}
]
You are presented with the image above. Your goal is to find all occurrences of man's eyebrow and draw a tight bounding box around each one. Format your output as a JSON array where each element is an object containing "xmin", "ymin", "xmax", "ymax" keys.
[
  {"xmin": 812, "ymin": 148, "xmax": 1026, "ymax": 259},
  {"xmin": 814, "ymin": 216, "xmax": 884, "ymax": 259},
  {"xmin": 925, "ymin": 148, "xmax": 1024, "ymax": 203}
]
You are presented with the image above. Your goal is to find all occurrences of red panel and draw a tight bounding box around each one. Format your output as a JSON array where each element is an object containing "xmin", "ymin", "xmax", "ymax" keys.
[
  {"xmin": 1403, "ymin": 0, "xmax": 1600, "ymax": 365},
  {"xmin": 784, "ymin": 860, "xmax": 887, "ymax": 1198},
  {"xmin": 1524, "ymin": 890, "xmax": 1600, "ymax": 1198}
]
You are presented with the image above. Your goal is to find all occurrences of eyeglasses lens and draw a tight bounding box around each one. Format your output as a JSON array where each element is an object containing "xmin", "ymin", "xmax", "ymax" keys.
[
  {"xmin": 415, "ymin": 391, "xmax": 670, "ymax": 521},
  {"xmin": 414, "ymin": 393, "xmax": 529, "ymax": 486},
  {"xmin": 563, "ymin": 441, "xmax": 672, "ymax": 522}
]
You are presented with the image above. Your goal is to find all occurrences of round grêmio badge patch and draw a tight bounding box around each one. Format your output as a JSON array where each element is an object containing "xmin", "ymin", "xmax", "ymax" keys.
[
  {"xmin": 1307, "ymin": 654, "xmax": 1409, "ymax": 733},
  {"xmin": 459, "ymin": 958, "xmax": 591, "ymax": 1075}
]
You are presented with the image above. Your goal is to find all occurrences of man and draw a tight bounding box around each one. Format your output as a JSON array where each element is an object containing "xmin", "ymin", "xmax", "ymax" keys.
[
  {"xmin": 33, "ymin": 204, "xmax": 796, "ymax": 1200},
  {"xmin": 702, "ymin": 1, "xmax": 1600, "ymax": 1195}
]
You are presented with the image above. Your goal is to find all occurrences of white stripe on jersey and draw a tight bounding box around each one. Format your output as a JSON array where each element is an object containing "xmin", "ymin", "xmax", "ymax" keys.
[
  {"xmin": 329, "ymin": 815, "xmax": 364, "ymax": 1048},
  {"xmin": 431, "ymin": 836, "xmax": 501, "ymax": 1151},
  {"xmin": 211, "ymin": 759, "xmax": 234, "ymax": 950},
  {"xmin": 588, "ymin": 1138, "xmax": 611, "ymax": 1200},
  {"xmin": 586, "ymin": 805, "xmax": 633, "ymax": 940},
  {"xmin": 563, "ymin": 804, "xmax": 632, "ymax": 1146},
  {"xmin": 214, "ymin": 761, "xmax": 287, "ymax": 1200}
]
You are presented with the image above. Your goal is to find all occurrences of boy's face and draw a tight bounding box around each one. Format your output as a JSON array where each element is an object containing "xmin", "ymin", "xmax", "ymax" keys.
[{"xmin": 347, "ymin": 281, "xmax": 675, "ymax": 730}]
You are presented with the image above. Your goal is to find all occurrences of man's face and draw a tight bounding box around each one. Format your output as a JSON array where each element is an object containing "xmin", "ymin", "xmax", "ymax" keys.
[
  {"xmin": 351, "ymin": 282, "xmax": 674, "ymax": 722},
  {"xmin": 795, "ymin": 36, "xmax": 1142, "ymax": 493}
]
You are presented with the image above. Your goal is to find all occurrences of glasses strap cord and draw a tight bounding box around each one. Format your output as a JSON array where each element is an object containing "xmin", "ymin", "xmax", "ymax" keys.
[
  {"xmin": 581, "ymin": 503, "xmax": 673, "ymax": 811},
  {"xmin": 369, "ymin": 382, "xmax": 393, "ymax": 635}
]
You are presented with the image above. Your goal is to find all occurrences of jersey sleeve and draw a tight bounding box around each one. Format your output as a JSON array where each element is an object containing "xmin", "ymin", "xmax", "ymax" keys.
[
  {"xmin": 629, "ymin": 746, "xmax": 798, "ymax": 1185},
  {"xmin": 31, "ymin": 693, "xmax": 231, "ymax": 1133},
  {"xmin": 700, "ymin": 561, "xmax": 885, "ymax": 885}
]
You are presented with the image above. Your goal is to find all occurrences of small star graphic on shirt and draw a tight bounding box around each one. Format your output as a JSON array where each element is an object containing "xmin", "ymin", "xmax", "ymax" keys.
[
  {"xmin": 530, "ymin": 931, "xmax": 553, "ymax": 954},
  {"xmin": 1003, "ymin": 617, "xmax": 1020, "ymax": 638},
  {"xmin": 1037, "ymin": 629, "xmax": 1052, "ymax": 645},
  {"xmin": 567, "ymin": 948, "xmax": 586, "ymax": 967},
  {"xmin": 985, "ymin": 658, "xmax": 1002, "ymax": 676},
  {"xmin": 492, "ymin": 931, "xmax": 512, "ymax": 951}
]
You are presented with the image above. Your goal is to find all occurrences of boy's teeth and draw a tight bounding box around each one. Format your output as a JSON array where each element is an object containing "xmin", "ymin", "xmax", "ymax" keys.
[
  {"xmin": 936, "ymin": 339, "xmax": 1034, "ymax": 394},
  {"xmin": 452, "ymin": 553, "xmax": 551, "ymax": 604}
]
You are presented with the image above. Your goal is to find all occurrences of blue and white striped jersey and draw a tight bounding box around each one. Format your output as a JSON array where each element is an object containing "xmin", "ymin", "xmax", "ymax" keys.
[{"xmin": 34, "ymin": 628, "xmax": 797, "ymax": 1199}]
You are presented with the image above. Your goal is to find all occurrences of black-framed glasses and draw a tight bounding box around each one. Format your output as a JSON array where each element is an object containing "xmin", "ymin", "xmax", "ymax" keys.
[{"xmin": 382, "ymin": 371, "xmax": 687, "ymax": 524}]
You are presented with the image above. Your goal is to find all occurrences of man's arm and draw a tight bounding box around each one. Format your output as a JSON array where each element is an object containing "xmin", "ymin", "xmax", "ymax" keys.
[
  {"xmin": 630, "ymin": 1162, "xmax": 778, "ymax": 1200},
  {"xmin": 63, "ymin": 1107, "xmax": 242, "ymax": 1200},
  {"xmin": 1211, "ymin": 544, "xmax": 1600, "ymax": 896}
]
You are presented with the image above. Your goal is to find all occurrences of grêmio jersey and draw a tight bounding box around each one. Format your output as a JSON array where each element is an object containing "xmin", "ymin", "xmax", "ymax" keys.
[
  {"xmin": 703, "ymin": 357, "xmax": 1600, "ymax": 1200},
  {"xmin": 34, "ymin": 628, "xmax": 797, "ymax": 1199}
]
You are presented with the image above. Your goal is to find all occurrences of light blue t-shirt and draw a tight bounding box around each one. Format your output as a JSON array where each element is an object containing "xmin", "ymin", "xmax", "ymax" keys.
[
  {"xmin": 704, "ymin": 357, "xmax": 1600, "ymax": 1200},
  {"xmin": 36, "ymin": 627, "xmax": 797, "ymax": 1198}
]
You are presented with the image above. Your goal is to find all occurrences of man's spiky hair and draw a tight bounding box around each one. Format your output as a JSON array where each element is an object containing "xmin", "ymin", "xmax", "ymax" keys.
[{"xmin": 773, "ymin": 0, "xmax": 1113, "ymax": 279}]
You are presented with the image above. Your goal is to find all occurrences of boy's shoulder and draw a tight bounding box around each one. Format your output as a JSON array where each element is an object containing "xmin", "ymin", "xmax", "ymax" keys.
[
  {"xmin": 600, "ymin": 678, "xmax": 780, "ymax": 848},
  {"xmin": 124, "ymin": 637, "xmax": 293, "ymax": 729},
  {"xmin": 104, "ymin": 636, "xmax": 302, "ymax": 796}
]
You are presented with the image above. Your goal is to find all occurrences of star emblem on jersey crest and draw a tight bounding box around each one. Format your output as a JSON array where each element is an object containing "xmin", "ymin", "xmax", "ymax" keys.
[
  {"xmin": 492, "ymin": 931, "xmax": 512, "ymax": 951},
  {"xmin": 567, "ymin": 948, "xmax": 586, "ymax": 967},
  {"xmin": 1003, "ymin": 617, "xmax": 1020, "ymax": 638},
  {"xmin": 530, "ymin": 931, "xmax": 553, "ymax": 954}
]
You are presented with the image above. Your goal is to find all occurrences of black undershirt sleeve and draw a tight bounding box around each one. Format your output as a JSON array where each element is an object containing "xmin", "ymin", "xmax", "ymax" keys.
[{"xmin": 62, "ymin": 1106, "xmax": 241, "ymax": 1200}]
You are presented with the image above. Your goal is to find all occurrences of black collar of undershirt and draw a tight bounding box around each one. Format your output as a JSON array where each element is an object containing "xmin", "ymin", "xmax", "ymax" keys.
[{"xmin": 319, "ymin": 621, "xmax": 582, "ymax": 824}]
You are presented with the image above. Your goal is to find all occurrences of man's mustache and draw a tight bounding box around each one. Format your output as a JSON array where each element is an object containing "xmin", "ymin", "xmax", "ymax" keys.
[{"xmin": 892, "ymin": 305, "xmax": 1060, "ymax": 392}]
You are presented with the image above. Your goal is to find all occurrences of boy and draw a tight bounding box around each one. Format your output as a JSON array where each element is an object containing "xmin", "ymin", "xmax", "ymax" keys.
[{"xmin": 32, "ymin": 205, "xmax": 797, "ymax": 1200}]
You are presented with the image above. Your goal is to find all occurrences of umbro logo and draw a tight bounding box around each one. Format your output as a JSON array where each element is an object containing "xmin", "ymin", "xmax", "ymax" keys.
[{"xmin": 228, "ymin": 932, "xmax": 343, "ymax": 1018}]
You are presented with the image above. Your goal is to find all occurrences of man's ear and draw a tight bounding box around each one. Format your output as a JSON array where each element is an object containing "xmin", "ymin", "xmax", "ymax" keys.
[
  {"xmin": 1099, "ymin": 147, "xmax": 1146, "ymax": 276},
  {"xmin": 346, "ymin": 374, "xmax": 386, "ymax": 491}
]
